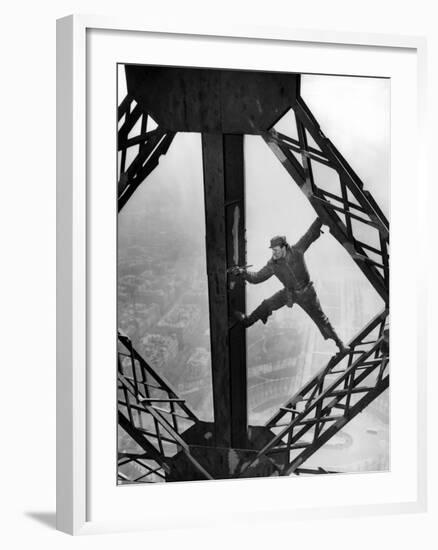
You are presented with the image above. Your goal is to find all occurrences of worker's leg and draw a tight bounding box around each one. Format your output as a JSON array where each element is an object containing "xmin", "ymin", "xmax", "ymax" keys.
[
  {"xmin": 236, "ymin": 288, "xmax": 290, "ymax": 327},
  {"xmin": 297, "ymin": 283, "xmax": 346, "ymax": 351}
]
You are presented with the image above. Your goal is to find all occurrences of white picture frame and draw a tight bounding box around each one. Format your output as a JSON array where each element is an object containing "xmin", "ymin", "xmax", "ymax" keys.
[{"xmin": 56, "ymin": 14, "xmax": 428, "ymax": 535}]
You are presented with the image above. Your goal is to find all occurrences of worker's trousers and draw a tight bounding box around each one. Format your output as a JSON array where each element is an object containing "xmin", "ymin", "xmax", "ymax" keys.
[{"xmin": 246, "ymin": 282, "xmax": 339, "ymax": 341}]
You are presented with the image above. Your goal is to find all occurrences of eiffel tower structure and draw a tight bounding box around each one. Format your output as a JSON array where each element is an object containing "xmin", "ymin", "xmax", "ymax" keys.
[{"xmin": 117, "ymin": 67, "xmax": 389, "ymax": 482}]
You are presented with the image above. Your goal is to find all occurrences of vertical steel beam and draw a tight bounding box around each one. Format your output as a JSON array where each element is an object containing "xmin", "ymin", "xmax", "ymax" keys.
[
  {"xmin": 201, "ymin": 133, "xmax": 248, "ymax": 449},
  {"xmin": 224, "ymin": 135, "xmax": 248, "ymax": 449}
]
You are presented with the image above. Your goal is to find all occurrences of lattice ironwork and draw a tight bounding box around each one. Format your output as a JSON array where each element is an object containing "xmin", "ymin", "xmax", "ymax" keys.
[
  {"xmin": 117, "ymin": 332, "xmax": 214, "ymax": 482},
  {"xmin": 237, "ymin": 310, "xmax": 389, "ymax": 477},
  {"xmin": 118, "ymin": 454, "xmax": 166, "ymax": 484},
  {"xmin": 264, "ymin": 90, "xmax": 389, "ymax": 303},
  {"xmin": 118, "ymin": 94, "xmax": 176, "ymax": 211}
]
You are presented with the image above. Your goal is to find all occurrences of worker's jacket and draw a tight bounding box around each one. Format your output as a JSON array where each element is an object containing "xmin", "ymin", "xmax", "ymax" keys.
[{"xmin": 244, "ymin": 218, "xmax": 323, "ymax": 291}]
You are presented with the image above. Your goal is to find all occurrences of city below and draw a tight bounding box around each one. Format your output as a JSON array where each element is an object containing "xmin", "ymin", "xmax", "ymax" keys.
[{"xmin": 118, "ymin": 199, "xmax": 389, "ymax": 479}]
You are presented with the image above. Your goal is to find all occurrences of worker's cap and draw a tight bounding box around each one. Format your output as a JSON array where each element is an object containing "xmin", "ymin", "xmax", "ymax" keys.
[{"xmin": 269, "ymin": 235, "xmax": 288, "ymax": 248}]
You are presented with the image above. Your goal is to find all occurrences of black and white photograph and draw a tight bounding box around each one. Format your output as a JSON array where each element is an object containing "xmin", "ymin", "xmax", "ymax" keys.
[{"xmin": 116, "ymin": 64, "xmax": 390, "ymax": 484}]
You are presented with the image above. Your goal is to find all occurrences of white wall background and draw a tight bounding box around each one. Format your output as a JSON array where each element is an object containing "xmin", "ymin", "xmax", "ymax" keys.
[{"xmin": 0, "ymin": 0, "xmax": 436, "ymax": 548}]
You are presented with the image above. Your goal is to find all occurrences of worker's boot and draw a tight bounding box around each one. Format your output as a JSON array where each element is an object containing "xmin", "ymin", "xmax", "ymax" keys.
[
  {"xmin": 332, "ymin": 334, "xmax": 348, "ymax": 355},
  {"xmin": 234, "ymin": 299, "xmax": 272, "ymax": 327},
  {"xmin": 321, "ymin": 319, "xmax": 348, "ymax": 355}
]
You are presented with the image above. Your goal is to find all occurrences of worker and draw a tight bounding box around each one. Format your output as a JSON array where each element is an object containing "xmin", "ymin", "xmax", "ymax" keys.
[{"xmin": 231, "ymin": 217, "xmax": 346, "ymax": 353}]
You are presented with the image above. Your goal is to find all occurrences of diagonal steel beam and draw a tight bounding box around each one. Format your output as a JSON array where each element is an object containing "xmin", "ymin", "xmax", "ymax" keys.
[
  {"xmin": 264, "ymin": 132, "xmax": 388, "ymax": 302},
  {"xmin": 284, "ymin": 374, "xmax": 389, "ymax": 475},
  {"xmin": 293, "ymin": 97, "xmax": 389, "ymax": 237},
  {"xmin": 118, "ymin": 411, "xmax": 171, "ymax": 474},
  {"xmin": 117, "ymin": 95, "xmax": 176, "ymax": 212},
  {"xmin": 237, "ymin": 310, "xmax": 389, "ymax": 477}
]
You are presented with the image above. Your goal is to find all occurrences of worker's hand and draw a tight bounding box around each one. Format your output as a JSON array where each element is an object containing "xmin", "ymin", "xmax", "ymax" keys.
[{"xmin": 229, "ymin": 266, "xmax": 246, "ymax": 276}]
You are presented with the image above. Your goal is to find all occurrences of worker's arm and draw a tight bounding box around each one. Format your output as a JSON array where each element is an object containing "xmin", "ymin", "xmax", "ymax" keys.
[
  {"xmin": 243, "ymin": 262, "xmax": 275, "ymax": 284},
  {"xmin": 294, "ymin": 218, "xmax": 323, "ymax": 252}
]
